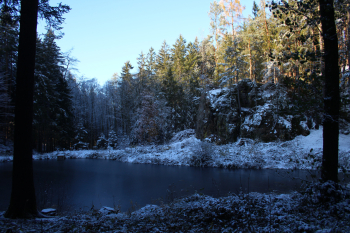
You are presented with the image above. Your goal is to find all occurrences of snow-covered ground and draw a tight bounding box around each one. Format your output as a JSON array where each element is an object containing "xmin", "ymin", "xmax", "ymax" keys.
[
  {"xmin": 1, "ymin": 127, "xmax": 350, "ymax": 171},
  {"xmin": 1, "ymin": 130, "xmax": 350, "ymax": 232},
  {"xmin": 1, "ymin": 181, "xmax": 349, "ymax": 232}
]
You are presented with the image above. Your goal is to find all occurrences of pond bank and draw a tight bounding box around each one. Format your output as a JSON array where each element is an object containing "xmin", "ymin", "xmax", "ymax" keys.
[
  {"xmin": 1, "ymin": 128, "xmax": 350, "ymax": 171},
  {"xmin": 1, "ymin": 181, "xmax": 349, "ymax": 232}
]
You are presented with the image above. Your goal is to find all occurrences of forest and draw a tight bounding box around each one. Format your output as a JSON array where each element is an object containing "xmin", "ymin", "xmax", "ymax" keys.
[
  {"xmin": 1, "ymin": 0, "xmax": 350, "ymax": 229},
  {"xmin": 0, "ymin": 0, "xmax": 349, "ymax": 153}
]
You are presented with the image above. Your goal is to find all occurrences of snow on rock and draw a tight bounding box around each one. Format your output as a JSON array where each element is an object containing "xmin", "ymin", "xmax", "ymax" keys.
[
  {"xmin": 208, "ymin": 87, "xmax": 229, "ymax": 110},
  {"xmin": 169, "ymin": 129, "xmax": 195, "ymax": 143},
  {"xmin": 99, "ymin": 206, "xmax": 118, "ymax": 215},
  {"xmin": 41, "ymin": 208, "xmax": 56, "ymax": 216},
  {"xmin": 198, "ymin": 80, "xmax": 311, "ymax": 144}
]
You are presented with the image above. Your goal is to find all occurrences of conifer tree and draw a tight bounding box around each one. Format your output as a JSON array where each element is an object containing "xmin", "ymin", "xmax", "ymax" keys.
[
  {"xmin": 171, "ymin": 34, "xmax": 187, "ymax": 82},
  {"xmin": 162, "ymin": 68, "xmax": 184, "ymax": 134},
  {"xmin": 270, "ymin": 0, "xmax": 323, "ymax": 119},
  {"xmin": 132, "ymin": 91, "xmax": 160, "ymax": 143},
  {"xmin": 252, "ymin": 1, "xmax": 260, "ymax": 18},
  {"xmin": 156, "ymin": 40, "xmax": 172, "ymax": 82},
  {"xmin": 108, "ymin": 129, "xmax": 118, "ymax": 148},
  {"xmin": 0, "ymin": 1, "xmax": 19, "ymax": 146},
  {"xmin": 135, "ymin": 51, "xmax": 148, "ymax": 105},
  {"xmin": 146, "ymin": 47, "xmax": 156, "ymax": 75},
  {"xmin": 119, "ymin": 61, "xmax": 134, "ymax": 135},
  {"xmin": 33, "ymin": 29, "xmax": 73, "ymax": 152},
  {"xmin": 185, "ymin": 41, "xmax": 200, "ymax": 77},
  {"xmin": 198, "ymin": 36, "xmax": 216, "ymax": 85}
]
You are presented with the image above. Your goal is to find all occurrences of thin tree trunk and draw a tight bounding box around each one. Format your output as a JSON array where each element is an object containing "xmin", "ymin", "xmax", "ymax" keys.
[
  {"xmin": 261, "ymin": 0, "xmax": 270, "ymax": 51},
  {"xmin": 318, "ymin": 4, "xmax": 325, "ymax": 77},
  {"xmin": 347, "ymin": 10, "xmax": 350, "ymax": 68},
  {"xmin": 319, "ymin": 0, "xmax": 340, "ymax": 182},
  {"xmin": 249, "ymin": 39, "xmax": 253, "ymax": 81},
  {"xmin": 5, "ymin": 0, "xmax": 40, "ymax": 219}
]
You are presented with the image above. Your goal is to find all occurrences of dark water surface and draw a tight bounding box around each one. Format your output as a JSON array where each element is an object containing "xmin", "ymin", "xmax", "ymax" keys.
[{"xmin": 0, "ymin": 160, "xmax": 316, "ymax": 212}]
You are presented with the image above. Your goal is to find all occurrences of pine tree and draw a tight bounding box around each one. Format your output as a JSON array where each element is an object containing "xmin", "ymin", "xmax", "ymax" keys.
[
  {"xmin": 146, "ymin": 47, "xmax": 156, "ymax": 75},
  {"xmin": 0, "ymin": 1, "xmax": 19, "ymax": 146},
  {"xmin": 96, "ymin": 133, "xmax": 108, "ymax": 149},
  {"xmin": 108, "ymin": 129, "xmax": 118, "ymax": 148},
  {"xmin": 134, "ymin": 51, "xmax": 148, "ymax": 112},
  {"xmin": 171, "ymin": 34, "xmax": 187, "ymax": 82},
  {"xmin": 33, "ymin": 29, "xmax": 73, "ymax": 152},
  {"xmin": 185, "ymin": 41, "xmax": 200, "ymax": 77},
  {"xmin": 162, "ymin": 68, "xmax": 184, "ymax": 134},
  {"xmin": 270, "ymin": 0, "xmax": 323, "ymax": 121},
  {"xmin": 198, "ymin": 36, "xmax": 216, "ymax": 85},
  {"xmin": 55, "ymin": 74, "xmax": 74, "ymax": 150},
  {"xmin": 156, "ymin": 40, "xmax": 171, "ymax": 80},
  {"xmin": 119, "ymin": 61, "xmax": 134, "ymax": 135},
  {"xmin": 252, "ymin": 1, "xmax": 260, "ymax": 18},
  {"xmin": 132, "ymin": 91, "xmax": 160, "ymax": 143}
]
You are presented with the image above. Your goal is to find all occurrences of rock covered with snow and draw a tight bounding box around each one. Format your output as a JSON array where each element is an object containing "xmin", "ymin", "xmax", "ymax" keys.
[
  {"xmin": 41, "ymin": 208, "xmax": 56, "ymax": 216},
  {"xmin": 99, "ymin": 206, "xmax": 118, "ymax": 215},
  {"xmin": 197, "ymin": 79, "xmax": 311, "ymax": 143},
  {"xmin": 170, "ymin": 129, "xmax": 195, "ymax": 143}
]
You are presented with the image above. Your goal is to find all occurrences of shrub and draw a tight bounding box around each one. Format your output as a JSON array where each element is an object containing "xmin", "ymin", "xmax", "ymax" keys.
[
  {"xmin": 190, "ymin": 141, "xmax": 214, "ymax": 167},
  {"xmin": 96, "ymin": 133, "xmax": 108, "ymax": 149}
]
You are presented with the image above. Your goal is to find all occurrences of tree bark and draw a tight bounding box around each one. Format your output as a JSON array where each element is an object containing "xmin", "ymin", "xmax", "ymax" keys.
[
  {"xmin": 5, "ymin": 0, "xmax": 40, "ymax": 218},
  {"xmin": 249, "ymin": 39, "xmax": 253, "ymax": 81},
  {"xmin": 319, "ymin": 0, "xmax": 340, "ymax": 182}
]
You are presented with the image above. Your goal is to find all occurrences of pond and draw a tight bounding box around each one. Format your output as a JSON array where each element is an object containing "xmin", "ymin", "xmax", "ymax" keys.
[{"xmin": 0, "ymin": 159, "xmax": 316, "ymax": 212}]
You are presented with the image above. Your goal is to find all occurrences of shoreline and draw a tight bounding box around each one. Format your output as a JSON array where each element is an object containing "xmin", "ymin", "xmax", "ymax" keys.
[
  {"xmin": 1, "ymin": 128, "xmax": 350, "ymax": 171},
  {"xmin": 1, "ymin": 181, "xmax": 350, "ymax": 232}
]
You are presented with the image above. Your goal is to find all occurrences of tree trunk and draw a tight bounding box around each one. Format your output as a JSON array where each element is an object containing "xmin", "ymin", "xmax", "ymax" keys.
[
  {"xmin": 319, "ymin": 0, "xmax": 340, "ymax": 182},
  {"xmin": 261, "ymin": 0, "xmax": 270, "ymax": 51},
  {"xmin": 249, "ymin": 39, "xmax": 253, "ymax": 81},
  {"xmin": 5, "ymin": 0, "xmax": 40, "ymax": 219},
  {"xmin": 347, "ymin": 10, "xmax": 350, "ymax": 68}
]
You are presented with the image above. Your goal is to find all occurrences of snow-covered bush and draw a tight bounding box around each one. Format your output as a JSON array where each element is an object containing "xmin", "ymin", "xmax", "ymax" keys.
[
  {"xmin": 170, "ymin": 129, "xmax": 195, "ymax": 143},
  {"xmin": 86, "ymin": 152, "xmax": 102, "ymax": 159},
  {"xmin": 302, "ymin": 181, "xmax": 349, "ymax": 204},
  {"xmin": 73, "ymin": 141, "xmax": 89, "ymax": 150},
  {"xmin": 107, "ymin": 151, "xmax": 127, "ymax": 161},
  {"xmin": 190, "ymin": 141, "xmax": 214, "ymax": 167},
  {"xmin": 0, "ymin": 141, "xmax": 13, "ymax": 155},
  {"xmin": 108, "ymin": 130, "xmax": 118, "ymax": 149},
  {"xmin": 96, "ymin": 133, "xmax": 108, "ymax": 149}
]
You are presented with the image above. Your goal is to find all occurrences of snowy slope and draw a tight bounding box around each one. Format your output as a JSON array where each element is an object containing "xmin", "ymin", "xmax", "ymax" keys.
[{"xmin": 1, "ymin": 128, "xmax": 349, "ymax": 171}]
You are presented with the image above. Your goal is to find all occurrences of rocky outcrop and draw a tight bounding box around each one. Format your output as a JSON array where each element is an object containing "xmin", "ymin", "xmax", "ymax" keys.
[{"xmin": 196, "ymin": 79, "xmax": 310, "ymax": 144}]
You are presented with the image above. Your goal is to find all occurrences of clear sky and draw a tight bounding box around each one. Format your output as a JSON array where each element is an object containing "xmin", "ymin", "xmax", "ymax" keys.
[{"xmin": 38, "ymin": 0, "xmax": 256, "ymax": 85}]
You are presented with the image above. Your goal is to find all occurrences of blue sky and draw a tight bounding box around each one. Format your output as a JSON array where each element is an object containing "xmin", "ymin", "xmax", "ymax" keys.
[{"xmin": 38, "ymin": 0, "xmax": 256, "ymax": 85}]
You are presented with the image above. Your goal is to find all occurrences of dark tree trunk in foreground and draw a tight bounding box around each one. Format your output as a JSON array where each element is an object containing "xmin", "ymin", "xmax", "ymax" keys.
[
  {"xmin": 319, "ymin": 0, "xmax": 340, "ymax": 182},
  {"xmin": 5, "ymin": 0, "xmax": 40, "ymax": 218}
]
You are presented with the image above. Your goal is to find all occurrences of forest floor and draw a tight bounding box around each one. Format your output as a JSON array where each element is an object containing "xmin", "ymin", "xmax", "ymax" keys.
[{"xmin": 1, "ymin": 180, "xmax": 350, "ymax": 232}]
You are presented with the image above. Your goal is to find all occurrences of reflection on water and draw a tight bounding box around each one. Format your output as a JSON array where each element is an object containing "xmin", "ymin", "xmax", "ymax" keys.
[{"xmin": 0, "ymin": 160, "xmax": 318, "ymax": 212}]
